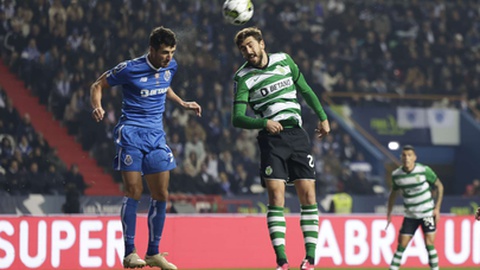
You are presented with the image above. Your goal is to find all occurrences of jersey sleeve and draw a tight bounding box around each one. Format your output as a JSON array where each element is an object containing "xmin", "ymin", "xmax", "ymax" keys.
[
  {"xmin": 106, "ymin": 61, "xmax": 130, "ymax": 86},
  {"xmin": 285, "ymin": 53, "xmax": 328, "ymax": 121},
  {"xmin": 231, "ymin": 76, "xmax": 267, "ymax": 129},
  {"xmin": 425, "ymin": 166, "xmax": 438, "ymax": 184}
]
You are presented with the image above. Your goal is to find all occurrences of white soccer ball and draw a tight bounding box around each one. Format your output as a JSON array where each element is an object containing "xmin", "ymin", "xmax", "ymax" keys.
[{"xmin": 223, "ymin": 0, "xmax": 254, "ymax": 25}]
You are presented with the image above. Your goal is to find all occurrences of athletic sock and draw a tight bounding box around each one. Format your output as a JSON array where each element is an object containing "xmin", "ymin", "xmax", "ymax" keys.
[
  {"xmin": 121, "ymin": 197, "xmax": 138, "ymax": 256},
  {"xmin": 301, "ymin": 204, "xmax": 319, "ymax": 264},
  {"xmin": 389, "ymin": 245, "xmax": 406, "ymax": 270},
  {"xmin": 267, "ymin": 205, "xmax": 287, "ymax": 265},
  {"xmin": 147, "ymin": 199, "xmax": 167, "ymax": 256},
  {"xmin": 427, "ymin": 245, "xmax": 439, "ymax": 270}
]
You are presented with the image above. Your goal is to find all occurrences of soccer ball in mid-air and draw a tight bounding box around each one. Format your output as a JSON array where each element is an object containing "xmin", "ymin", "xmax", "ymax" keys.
[{"xmin": 223, "ymin": 0, "xmax": 254, "ymax": 25}]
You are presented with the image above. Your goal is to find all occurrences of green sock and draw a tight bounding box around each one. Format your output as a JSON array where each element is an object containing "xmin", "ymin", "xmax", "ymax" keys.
[
  {"xmin": 426, "ymin": 245, "xmax": 439, "ymax": 270},
  {"xmin": 300, "ymin": 204, "xmax": 318, "ymax": 263},
  {"xmin": 267, "ymin": 205, "xmax": 287, "ymax": 264},
  {"xmin": 389, "ymin": 245, "xmax": 405, "ymax": 270}
]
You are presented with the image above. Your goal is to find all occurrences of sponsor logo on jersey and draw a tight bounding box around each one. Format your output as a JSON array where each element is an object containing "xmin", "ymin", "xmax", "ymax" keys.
[
  {"xmin": 164, "ymin": 70, "xmax": 171, "ymax": 82},
  {"xmin": 274, "ymin": 65, "xmax": 289, "ymax": 75},
  {"xmin": 140, "ymin": 87, "xmax": 168, "ymax": 97},
  {"xmin": 259, "ymin": 78, "xmax": 293, "ymax": 97},
  {"xmin": 124, "ymin": 155, "xmax": 133, "ymax": 166},
  {"xmin": 140, "ymin": 77, "xmax": 148, "ymax": 82}
]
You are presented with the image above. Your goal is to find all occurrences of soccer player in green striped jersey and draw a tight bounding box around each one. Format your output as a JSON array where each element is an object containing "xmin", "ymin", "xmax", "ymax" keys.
[
  {"xmin": 231, "ymin": 27, "xmax": 330, "ymax": 270},
  {"xmin": 386, "ymin": 145, "xmax": 444, "ymax": 270}
]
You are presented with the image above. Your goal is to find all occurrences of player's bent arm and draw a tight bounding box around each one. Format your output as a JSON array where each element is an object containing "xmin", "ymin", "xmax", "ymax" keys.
[
  {"xmin": 166, "ymin": 87, "xmax": 185, "ymax": 106},
  {"xmin": 231, "ymin": 102, "xmax": 267, "ymax": 129},
  {"xmin": 90, "ymin": 72, "xmax": 110, "ymax": 109},
  {"xmin": 90, "ymin": 72, "xmax": 110, "ymax": 122},
  {"xmin": 166, "ymin": 87, "xmax": 202, "ymax": 116},
  {"xmin": 295, "ymin": 72, "xmax": 328, "ymax": 121}
]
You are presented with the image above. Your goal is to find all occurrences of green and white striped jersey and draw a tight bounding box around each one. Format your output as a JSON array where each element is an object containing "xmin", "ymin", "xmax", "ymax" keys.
[
  {"xmin": 233, "ymin": 52, "xmax": 304, "ymax": 127},
  {"xmin": 391, "ymin": 163, "xmax": 438, "ymax": 219}
]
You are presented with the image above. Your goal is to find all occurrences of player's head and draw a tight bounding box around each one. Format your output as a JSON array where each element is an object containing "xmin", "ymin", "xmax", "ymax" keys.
[
  {"xmin": 234, "ymin": 27, "xmax": 267, "ymax": 68},
  {"xmin": 400, "ymin": 145, "xmax": 417, "ymax": 170},
  {"xmin": 148, "ymin": 26, "xmax": 177, "ymax": 68}
]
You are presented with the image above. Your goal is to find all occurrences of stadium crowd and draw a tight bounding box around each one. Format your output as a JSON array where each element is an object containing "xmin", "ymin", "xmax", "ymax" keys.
[{"xmin": 0, "ymin": 0, "xmax": 479, "ymax": 196}]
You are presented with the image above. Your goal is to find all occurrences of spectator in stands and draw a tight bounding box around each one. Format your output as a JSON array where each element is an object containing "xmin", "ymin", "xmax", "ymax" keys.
[
  {"xmin": 0, "ymin": 136, "xmax": 14, "ymax": 163},
  {"xmin": 5, "ymin": 160, "xmax": 27, "ymax": 195},
  {"xmin": 184, "ymin": 132, "xmax": 206, "ymax": 165},
  {"xmin": 25, "ymin": 162, "xmax": 46, "ymax": 193},
  {"xmin": 63, "ymin": 163, "xmax": 87, "ymax": 195},
  {"xmin": 44, "ymin": 164, "xmax": 65, "ymax": 195},
  {"xmin": 0, "ymin": 98, "xmax": 19, "ymax": 134},
  {"xmin": 16, "ymin": 135, "xmax": 32, "ymax": 158},
  {"xmin": 15, "ymin": 113, "xmax": 35, "ymax": 142},
  {"xmin": 49, "ymin": 70, "xmax": 72, "ymax": 120},
  {"xmin": 62, "ymin": 182, "xmax": 80, "ymax": 214},
  {"xmin": 347, "ymin": 171, "xmax": 375, "ymax": 195}
]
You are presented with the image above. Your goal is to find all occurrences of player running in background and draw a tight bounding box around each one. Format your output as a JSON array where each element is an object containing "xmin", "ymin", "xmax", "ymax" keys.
[
  {"xmin": 386, "ymin": 145, "xmax": 444, "ymax": 270},
  {"xmin": 231, "ymin": 27, "xmax": 330, "ymax": 270},
  {"xmin": 90, "ymin": 26, "xmax": 201, "ymax": 269}
]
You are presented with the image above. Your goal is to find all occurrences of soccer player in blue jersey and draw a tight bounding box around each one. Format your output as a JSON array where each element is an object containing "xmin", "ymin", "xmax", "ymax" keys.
[{"xmin": 90, "ymin": 26, "xmax": 201, "ymax": 269}]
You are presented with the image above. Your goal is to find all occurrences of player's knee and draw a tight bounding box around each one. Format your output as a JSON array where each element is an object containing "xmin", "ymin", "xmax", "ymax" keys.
[
  {"xmin": 268, "ymin": 193, "xmax": 284, "ymax": 207},
  {"xmin": 124, "ymin": 185, "xmax": 143, "ymax": 200},
  {"xmin": 151, "ymin": 190, "xmax": 169, "ymax": 201}
]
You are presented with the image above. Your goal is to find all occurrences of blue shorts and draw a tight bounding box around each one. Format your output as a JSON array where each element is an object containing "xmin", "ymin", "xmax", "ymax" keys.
[{"xmin": 113, "ymin": 124, "xmax": 176, "ymax": 174}]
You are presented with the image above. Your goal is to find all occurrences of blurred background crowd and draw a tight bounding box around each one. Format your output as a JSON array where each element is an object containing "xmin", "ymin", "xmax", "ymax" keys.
[{"xmin": 0, "ymin": 0, "xmax": 479, "ymax": 198}]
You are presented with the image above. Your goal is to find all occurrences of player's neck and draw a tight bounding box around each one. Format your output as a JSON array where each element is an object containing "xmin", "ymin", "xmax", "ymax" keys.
[
  {"xmin": 402, "ymin": 164, "xmax": 415, "ymax": 173},
  {"xmin": 147, "ymin": 53, "xmax": 161, "ymax": 69}
]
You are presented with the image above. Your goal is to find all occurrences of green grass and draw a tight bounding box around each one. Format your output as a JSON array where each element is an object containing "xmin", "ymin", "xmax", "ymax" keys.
[{"xmin": 184, "ymin": 268, "xmax": 476, "ymax": 270}]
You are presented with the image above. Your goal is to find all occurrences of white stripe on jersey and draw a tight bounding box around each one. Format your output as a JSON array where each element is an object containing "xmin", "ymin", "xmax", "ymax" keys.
[
  {"xmin": 268, "ymin": 53, "xmax": 287, "ymax": 66},
  {"xmin": 271, "ymin": 113, "xmax": 302, "ymax": 126},
  {"xmin": 245, "ymin": 66, "xmax": 292, "ymax": 90},
  {"xmin": 253, "ymin": 91, "xmax": 297, "ymax": 110},
  {"xmin": 404, "ymin": 189, "xmax": 432, "ymax": 205},
  {"xmin": 261, "ymin": 102, "xmax": 301, "ymax": 118},
  {"xmin": 394, "ymin": 174, "xmax": 427, "ymax": 186}
]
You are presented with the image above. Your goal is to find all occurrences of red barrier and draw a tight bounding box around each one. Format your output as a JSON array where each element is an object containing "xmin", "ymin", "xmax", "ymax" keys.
[{"xmin": 0, "ymin": 215, "xmax": 479, "ymax": 269}]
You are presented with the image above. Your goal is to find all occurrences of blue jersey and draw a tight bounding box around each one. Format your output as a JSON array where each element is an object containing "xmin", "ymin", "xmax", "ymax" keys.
[{"xmin": 106, "ymin": 54, "xmax": 177, "ymax": 129}]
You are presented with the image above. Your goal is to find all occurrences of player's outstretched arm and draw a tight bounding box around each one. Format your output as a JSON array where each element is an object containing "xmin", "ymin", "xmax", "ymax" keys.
[
  {"xmin": 166, "ymin": 87, "xmax": 202, "ymax": 117},
  {"xmin": 90, "ymin": 72, "xmax": 109, "ymax": 122},
  {"xmin": 433, "ymin": 178, "xmax": 444, "ymax": 225}
]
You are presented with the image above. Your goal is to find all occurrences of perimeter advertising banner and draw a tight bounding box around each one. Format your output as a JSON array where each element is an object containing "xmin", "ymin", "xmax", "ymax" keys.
[
  {"xmin": 0, "ymin": 215, "xmax": 479, "ymax": 269},
  {"xmin": 347, "ymin": 107, "xmax": 460, "ymax": 146}
]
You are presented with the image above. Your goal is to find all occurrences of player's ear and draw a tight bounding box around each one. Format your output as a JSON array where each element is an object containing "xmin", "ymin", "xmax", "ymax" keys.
[{"xmin": 260, "ymin": 40, "xmax": 265, "ymax": 50}]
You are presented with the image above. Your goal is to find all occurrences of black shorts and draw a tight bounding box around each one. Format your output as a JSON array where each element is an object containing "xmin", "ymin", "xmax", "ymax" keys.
[
  {"xmin": 399, "ymin": 216, "xmax": 437, "ymax": 235},
  {"xmin": 257, "ymin": 127, "xmax": 315, "ymax": 185}
]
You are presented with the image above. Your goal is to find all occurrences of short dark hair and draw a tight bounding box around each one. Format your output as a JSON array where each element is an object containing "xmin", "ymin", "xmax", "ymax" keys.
[
  {"xmin": 402, "ymin": 145, "xmax": 415, "ymax": 151},
  {"xmin": 234, "ymin": 27, "xmax": 263, "ymax": 48},
  {"xmin": 149, "ymin": 26, "xmax": 176, "ymax": 50}
]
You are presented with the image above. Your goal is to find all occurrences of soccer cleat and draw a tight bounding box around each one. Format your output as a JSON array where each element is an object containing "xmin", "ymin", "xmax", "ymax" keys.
[
  {"xmin": 276, "ymin": 263, "xmax": 289, "ymax": 270},
  {"xmin": 123, "ymin": 250, "xmax": 146, "ymax": 268},
  {"xmin": 145, "ymin": 252, "xmax": 177, "ymax": 269},
  {"xmin": 300, "ymin": 259, "xmax": 314, "ymax": 270}
]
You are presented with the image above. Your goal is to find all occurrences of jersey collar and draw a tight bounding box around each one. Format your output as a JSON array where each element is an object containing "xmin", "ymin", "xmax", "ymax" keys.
[{"xmin": 146, "ymin": 54, "xmax": 162, "ymax": 72}]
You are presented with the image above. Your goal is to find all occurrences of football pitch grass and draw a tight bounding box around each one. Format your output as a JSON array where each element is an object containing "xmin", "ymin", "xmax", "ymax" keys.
[{"xmin": 182, "ymin": 268, "xmax": 475, "ymax": 270}]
